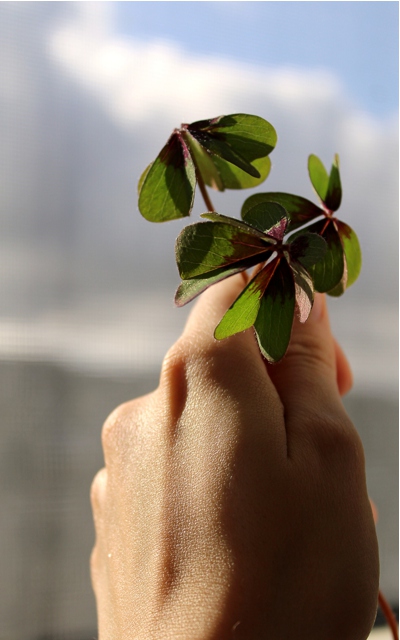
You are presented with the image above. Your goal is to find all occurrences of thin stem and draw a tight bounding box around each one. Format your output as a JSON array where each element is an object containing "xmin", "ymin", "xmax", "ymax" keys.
[
  {"xmin": 320, "ymin": 217, "xmax": 332, "ymax": 236},
  {"xmin": 378, "ymin": 590, "xmax": 398, "ymax": 640},
  {"xmin": 196, "ymin": 168, "xmax": 216, "ymax": 212},
  {"xmin": 178, "ymin": 126, "xmax": 216, "ymax": 212}
]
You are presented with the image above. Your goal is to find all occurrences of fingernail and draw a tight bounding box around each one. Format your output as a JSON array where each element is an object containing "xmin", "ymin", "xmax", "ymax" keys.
[{"xmin": 310, "ymin": 293, "xmax": 324, "ymax": 322}]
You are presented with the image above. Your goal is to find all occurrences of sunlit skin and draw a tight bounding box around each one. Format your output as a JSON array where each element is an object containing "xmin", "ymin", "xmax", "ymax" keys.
[{"xmin": 91, "ymin": 274, "xmax": 379, "ymax": 640}]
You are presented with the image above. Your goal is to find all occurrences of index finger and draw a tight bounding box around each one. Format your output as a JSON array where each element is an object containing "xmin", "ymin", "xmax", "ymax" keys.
[{"xmin": 181, "ymin": 272, "xmax": 275, "ymax": 389}]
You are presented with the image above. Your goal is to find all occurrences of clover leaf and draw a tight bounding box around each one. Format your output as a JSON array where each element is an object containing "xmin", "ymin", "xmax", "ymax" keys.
[
  {"xmin": 138, "ymin": 114, "xmax": 277, "ymax": 222},
  {"xmin": 175, "ymin": 202, "xmax": 327, "ymax": 362},
  {"xmin": 241, "ymin": 154, "xmax": 361, "ymax": 296}
]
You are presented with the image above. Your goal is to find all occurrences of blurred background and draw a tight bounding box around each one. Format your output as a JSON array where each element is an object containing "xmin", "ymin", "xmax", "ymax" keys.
[{"xmin": 0, "ymin": 2, "xmax": 398, "ymax": 638}]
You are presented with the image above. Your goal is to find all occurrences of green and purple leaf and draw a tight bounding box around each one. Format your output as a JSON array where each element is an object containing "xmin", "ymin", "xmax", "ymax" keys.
[
  {"xmin": 174, "ymin": 251, "xmax": 271, "ymax": 307},
  {"xmin": 187, "ymin": 113, "xmax": 276, "ymax": 182},
  {"xmin": 326, "ymin": 221, "xmax": 361, "ymax": 297},
  {"xmin": 290, "ymin": 260, "xmax": 314, "ymax": 323},
  {"xmin": 214, "ymin": 261, "xmax": 277, "ymax": 339},
  {"xmin": 175, "ymin": 220, "xmax": 272, "ymax": 279},
  {"xmin": 241, "ymin": 192, "xmax": 322, "ymax": 230},
  {"xmin": 325, "ymin": 154, "xmax": 342, "ymax": 211},
  {"xmin": 188, "ymin": 129, "xmax": 260, "ymax": 177},
  {"xmin": 189, "ymin": 113, "xmax": 276, "ymax": 160},
  {"xmin": 175, "ymin": 264, "xmax": 248, "ymax": 307},
  {"xmin": 300, "ymin": 219, "xmax": 344, "ymax": 292},
  {"xmin": 241, "ymin": 202, "xmax": 288, "ymax": 238},
  {"xmin": 287, "ymin": 232, "xmax": 327, "ymax": 269},
  {"xmin": 183, "ymin": 132, "xmax": 224, "ymax": 191},
  {"xmin": 209, "ymin": 154, "xmax": 272, "ymax": 190},
  {"xmin": 326, "ymin": 270, "xmax": 347, "ymax": 297},
  {"xmin": 308, "ymin": 154, "xmax": 342, "ymax": 211},
  {"xmin": 254, "ymin": 258, "xmax": 296, "ymax": 363},
  {"xmin": 335, "ymin": 220, "xmax": 361, "ymax": 288},
  {"xmin": 200, "ymin": 212, "xmax": 269, "ymax": 240},
  {"xmin": 138, "ymin": 132, "xmax": 196, "ymax": 222}
]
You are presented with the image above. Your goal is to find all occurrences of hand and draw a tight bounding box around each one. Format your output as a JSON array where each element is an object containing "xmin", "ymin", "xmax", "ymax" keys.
[{"xmin": 90, "ymin": 274, "xmax": 379, "ymax": 640}]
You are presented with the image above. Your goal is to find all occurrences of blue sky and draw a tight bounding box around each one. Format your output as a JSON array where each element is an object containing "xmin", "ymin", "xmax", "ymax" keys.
[{"xmin": 115, "ymin": 1, "xmax": 398, "ymax": 119}]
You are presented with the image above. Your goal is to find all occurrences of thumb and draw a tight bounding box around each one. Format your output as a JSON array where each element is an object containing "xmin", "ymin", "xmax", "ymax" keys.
[{"xmin": 266, "ymin": 293, "xmax": 345, "ymax": 424}]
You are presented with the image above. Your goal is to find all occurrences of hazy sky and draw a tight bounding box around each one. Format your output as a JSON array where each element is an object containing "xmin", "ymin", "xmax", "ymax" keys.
[{"xmin": 114, "ymin": 1, "xmax": 399, "ymax": 118}]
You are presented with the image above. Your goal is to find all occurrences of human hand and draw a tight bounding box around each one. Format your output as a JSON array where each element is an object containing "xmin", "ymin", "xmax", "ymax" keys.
[{"xmin": 90, "ymin": 274, "xmax": 379, "ymax": 640}]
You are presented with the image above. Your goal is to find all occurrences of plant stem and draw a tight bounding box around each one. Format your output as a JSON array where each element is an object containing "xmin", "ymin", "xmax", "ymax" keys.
[
  {"xmin": 179, "ymin": 126, "xmax": 216, "ymax": 212},
  {"xmin": 320, "ymin": 217, "xmax": 331, "ymax": 236},
  {"xmin": 378, "ymin": 590, "xmax": 398, "ymax": 640},
  {"xmin": 196, "ymin": 167, "xmax": 216, "ymax": 212}
]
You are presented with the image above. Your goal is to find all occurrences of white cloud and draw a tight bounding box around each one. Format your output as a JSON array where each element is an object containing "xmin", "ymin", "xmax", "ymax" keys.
[
  {"xmin": 48, "ymin": 3, "xmax": 398, "ymax": 282},
  {"xmin": 49, "ymin": 6, "xmax": 346, "ymax": 129}
]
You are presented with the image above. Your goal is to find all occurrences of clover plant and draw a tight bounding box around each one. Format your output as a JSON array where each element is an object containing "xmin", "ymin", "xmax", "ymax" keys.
[{"xmin": 138, "ymin": 113, "xmax": 361, "ymax": 363}]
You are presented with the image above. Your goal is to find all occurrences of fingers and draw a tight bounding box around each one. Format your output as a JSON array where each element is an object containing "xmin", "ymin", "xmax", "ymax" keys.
[
  {"xmin": 90, "ymin": 468, "xmax": 108, "ymax": 593},
  {"xmin": 266, "ymin": 293, "xmax": 357, "ymax": 451},
  {"xmin": 182, "ymin": 272, "xmax": 252, "ymax": 348},
  {"xmin": 180, "ymin": 278, "xmax": 354, "ymax": 451},
  {"xmin": 369, "ymin": 498, "xmax": 378, "ymax": 524},
  {"xmin": 183, "ymin": 276, "xmax": 352, "ymax": 395},
  {"xmin": 334, "ymin": 337, "xmax": 353, "ymax": 396},
  {"xmin": 181, "ymin": 272, "xmax": 276, "ymax": 390},
  {"xmin": 174, "ymin": 273, "xmax": 286, "ymax": 452},
  {"xmin": 267, "ymin": 294, "xmax": 338, "ymax": 406}
]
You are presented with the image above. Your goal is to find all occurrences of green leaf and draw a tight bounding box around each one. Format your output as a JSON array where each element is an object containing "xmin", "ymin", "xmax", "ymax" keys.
[
  {"xmin": 308, "ymin": 154, "xmax": 329, "ymax": 203},
  {"xmin": 200, "ymin": 212, "xmax": 269, "ymax": 240},
  {"xmin": 241, "ymin": 192, "xmax": 322, "ymax": 230},
  {"xmin": 326, "ymin": 272, "xmax": 347, "ymax": 297},
  {"xmin": 187, "ymin": 113, "xmax": 277, "ymax": 182},
  {"xmin": 175, "ymin": 263, "xmax": 248, "ymax": 307},
  {"xmin": 287, "ymin": 232, "xmax": 327, "ymax": 269},
  {"xmin": 308, "ymin": 154, "xmax": 342, "ymax": 211},
  {"xmin": 290, "ymin": 260, "xmax": 314, "ymax": 323},
  {"xmin": 242, "ymin": 202, "xmax": 288, "ymax": 238},
  {"xmin": 175, "ymin": 250, "xmax": 273, "ymax": 307},
  {"xmin": 211, "ymin": 113, "xmax": 276, "ymax": 161},
  {"xmin": 188, "ymin": 129, "xmax": 260, "ymax": 177},
  {"xmin": 138, "ymin": 133, "xmax": 196, "ymax": 222},
  {"xmin": 137, "ymin": 162, "xmax": 153, "ymax": 195},
  {"xmin": 214, "ymin": 262, "xmax": 277, "ymax": 339},
  {"xmin": 183, "ymin": 131, "xmax": 224, "ymax": 191},
  {"xmin": 325, "ymin": 154, "xmax": 342, "ymax": 211},
  {"xmin": 335, "ymin": 220, "xmax": 361, "ymax": 288},
  {"xmin": 210, "ymin": 154, "xmax": 271, "ymax": 189},
  {"xmin": 190, "ymin": 113, "xmax": 277, "ymax": 161},
  {"xmin": 300, "ymin": 219, "xmax": 344, "ymax": 292},
  {"xmin": 254, "ymin": 258, "xmax": 295, "ymax": 363},
  {"xmin": 175, "ymin": 221, "xmax": 271, "ymax": 279}
]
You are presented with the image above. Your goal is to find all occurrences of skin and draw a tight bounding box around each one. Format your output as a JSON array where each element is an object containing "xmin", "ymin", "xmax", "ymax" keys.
[{"xmin": 91, "ymin": 273, "xmax": 379, "ymax": 640}]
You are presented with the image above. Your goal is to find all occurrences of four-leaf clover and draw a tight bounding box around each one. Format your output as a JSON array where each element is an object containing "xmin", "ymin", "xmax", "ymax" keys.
[
  {"xmin": 175, "ymin": 202, "xmax": 327, "ymax": 362},
  {"xmin": 137, "ymin": 114, "xmax": 361, "ymax": 363}
]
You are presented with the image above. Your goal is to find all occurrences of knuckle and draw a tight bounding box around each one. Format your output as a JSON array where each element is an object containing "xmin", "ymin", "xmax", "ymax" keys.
[
  {"xmin": 100, "ymin": 395, "xmax": 150, "ymax": 455},
  {"xmin": 159, "ymin": 338, "xmax": 189, "ymax": 384},
  {"xmin": 90, "ymin": 467, "xmax": 107, "ymax": 511},
  {"xmin": 101, "ymin": 401, "xmax": 129, "ymax": 451},
  {"xmin": 159, "ymin": 338, "xmax": 192, "ymax": 421},
  {"xmin": 312, "ymin": 410, "xmax": 365, "ymax": 468}
]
